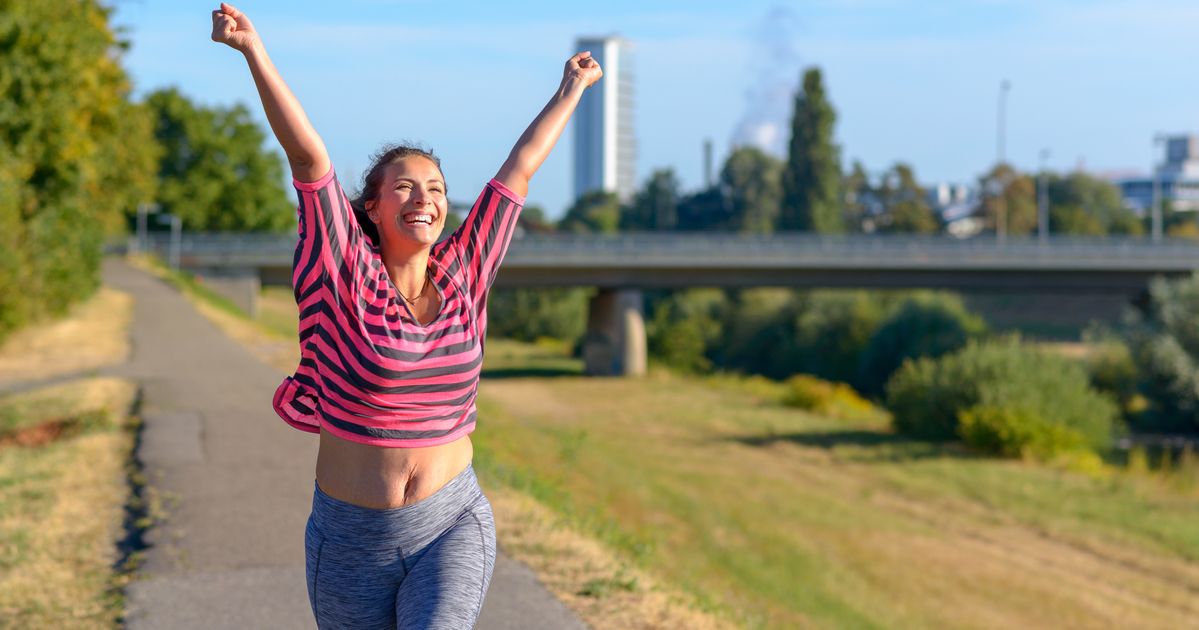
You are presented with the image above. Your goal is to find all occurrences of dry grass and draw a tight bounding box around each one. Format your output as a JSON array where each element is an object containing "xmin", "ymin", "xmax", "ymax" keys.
[
  {"xmin": 0, "ymin": 377, "xmax": 139, "ymax": 628},
  {"xmin": 473, "ymin": 351, "xmax": 1199, "ymax": 629},
  {"xmin": 487, "ymin": 484, "xmax": 736, "ymax": 630},
  {"xmin": 0, "ymin": 287, "xmax": 131, "ymax": 383}
]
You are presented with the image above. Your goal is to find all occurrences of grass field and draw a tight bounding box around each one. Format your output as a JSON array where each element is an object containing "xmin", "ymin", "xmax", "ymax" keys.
[
  {"xmin": 0, "ymin": 282, "xmax": 139, "ymax": 628},
  {"xmin": 473, "ymin": 340, "xmax": 1199, "ymax": 629}
]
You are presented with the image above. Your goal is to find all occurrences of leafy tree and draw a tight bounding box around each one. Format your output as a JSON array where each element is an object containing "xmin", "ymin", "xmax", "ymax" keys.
[
  {"xmin": 558, "ymin": 190, "xmax": 621, "ymax": 233},
  {"xmin": 1125, "ymin": 272, "xmax": 1199, "ymax": 433},
  {"xmin": 721, "ymin": 146, "xmax": 782, "ymax": 234},
  {"xmin": 676, "ymin": 187, "xmax": 735, "ymax": 232},
  {"xmin": 874, "ymin": 163, "xmax": 939, "ymax": 234},
  {"xmin": 145, "ymin": 87, "xmax": 293, "ymax": 232},
  {"xmin": 842, "ymin": 160, "xmax": 874, "ymax": 233},
  {"xmin": 1049, "ymin": 205, "xmax": 1105, "ymax": 236},
  {"xmin": 780, "ymin": 67, "xmax": 842, "ymax": 233},
  {"xmin": 622, "ymin": 169, "xmax": 679, "ymax": 231},
  {"xmin": 0, "ymin": 0, "xmax": 157, "ymax": 340},
  {"xmin": 517, "ymin": 204, "xmax": 555, "ymax": 234},
  {"xmin": 979, "ymin": 163, "xmax": 1036, "ymax": 236}
]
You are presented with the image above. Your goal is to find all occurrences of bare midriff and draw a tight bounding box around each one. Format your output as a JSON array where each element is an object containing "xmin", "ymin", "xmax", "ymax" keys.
[{"xmin": 315, "ymin": 428, "xmax": 474, "ymax": 509}]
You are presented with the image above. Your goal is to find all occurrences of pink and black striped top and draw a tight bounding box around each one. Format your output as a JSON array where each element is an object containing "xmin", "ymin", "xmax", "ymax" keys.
[{"xmin": 271, "ymin": 166, "xmax": 524, "ymax": 447}]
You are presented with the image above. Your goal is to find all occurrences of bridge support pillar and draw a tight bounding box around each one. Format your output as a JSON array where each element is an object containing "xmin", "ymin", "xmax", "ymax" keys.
[
  {"xmin": 583, "ymin": 289, "xmax": 646, "ymax": 377},
  {"xmin": 194, "ymin": 267, "xmax": 261, "ymax": 318}
]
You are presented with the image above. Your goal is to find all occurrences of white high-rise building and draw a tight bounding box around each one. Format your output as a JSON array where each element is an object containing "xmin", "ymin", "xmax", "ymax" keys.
[{"xmin": 573, "ymin": 36, "xmax": 636, "ymax": 204}]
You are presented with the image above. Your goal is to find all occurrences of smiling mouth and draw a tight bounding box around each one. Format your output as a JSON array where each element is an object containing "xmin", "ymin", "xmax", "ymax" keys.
[{"xmin": 403, "ymin": 213, "xmax": 435, "ymax": 226}]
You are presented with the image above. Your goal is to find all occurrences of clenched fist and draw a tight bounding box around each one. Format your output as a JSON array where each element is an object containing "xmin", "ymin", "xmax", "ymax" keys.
[
  {"xmin": 564, "ymin": 51, "xmax": 603, "ymax": 90},
  {"xmin": 211, "ymin": 3, "xmax": 258, "ymax": 52}
]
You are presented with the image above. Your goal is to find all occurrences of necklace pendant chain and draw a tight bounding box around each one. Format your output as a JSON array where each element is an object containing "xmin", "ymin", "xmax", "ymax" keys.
[{"xmin": 396, "ymin": 268, "xmax": 432, "ymax": 304}]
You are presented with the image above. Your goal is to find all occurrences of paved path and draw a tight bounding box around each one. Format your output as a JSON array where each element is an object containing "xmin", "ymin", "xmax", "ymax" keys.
[{"xmin": 102, "ymin": 258, "xmax": 586, "ymax": 629}]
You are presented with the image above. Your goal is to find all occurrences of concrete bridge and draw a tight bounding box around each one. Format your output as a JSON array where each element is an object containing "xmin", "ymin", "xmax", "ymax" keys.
[{"xmin": 133, "ymin": 233, "xmax": 1199, "ymax": 376}]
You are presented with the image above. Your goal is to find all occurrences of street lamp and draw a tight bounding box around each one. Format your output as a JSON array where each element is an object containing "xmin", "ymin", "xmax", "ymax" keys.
[
  {"xmin": 1151, "ymin": 133, "xmax": 1168, "ymax": 243},
  {"xmin": 997, "ymin": 79, "xmax": 1011, "ymax": 166},
  {"xmin": 1038, "ymin": 148, "xmax": 1051, "ymax": 247},
  {"xmin": 155, "ymin": 213, "xmax": 183, "ymax": 270},
  {"xmin": 994, "ymin": 79, "xmax": 1011, "ymax": 245},
  {"xmin": 135, "ymin": 202, "xmax": 159, "ymax": 254}
]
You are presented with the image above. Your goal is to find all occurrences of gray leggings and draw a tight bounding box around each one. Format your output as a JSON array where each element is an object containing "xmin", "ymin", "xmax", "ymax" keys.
[{"xmin": 305, "ymin": 465, "xmax": 497, "ymax": 629}]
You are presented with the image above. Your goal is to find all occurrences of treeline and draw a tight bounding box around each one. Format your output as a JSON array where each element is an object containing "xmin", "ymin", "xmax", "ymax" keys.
[{"xmin": 0, "ymin": 2, "xmax": 292, "ymax": 342}]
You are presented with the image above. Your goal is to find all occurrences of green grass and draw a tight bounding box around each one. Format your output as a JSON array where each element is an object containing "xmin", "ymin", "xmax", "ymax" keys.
[{"xmin": 472, "ymin": 339, "xmax": 1199, "ymax": 629}]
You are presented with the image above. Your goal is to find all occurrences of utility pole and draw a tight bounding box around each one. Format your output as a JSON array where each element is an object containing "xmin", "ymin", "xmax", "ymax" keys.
[
  {"xmin": 1151, "ymin": 134, "xmax": 1167, "ymax": 243},
  {"xmin": 996, "ymin": 80, "xmax": 1011, "ymax": 245},
  {"xmin": 1038, "ymin": 148, "xmax": 1051, "ymax": 247}
]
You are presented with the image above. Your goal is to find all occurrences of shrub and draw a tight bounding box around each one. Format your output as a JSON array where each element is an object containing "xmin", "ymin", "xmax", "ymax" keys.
[
  {"xmin": 487, "ymin": 288, "xmax": 590, "ymax": 346},
  {"xmin": 792, "ymin": 291, "xmax": 890, "ymax": 384},
  {"xmin": 781, "ymin": 374, "xmax": 878, "ymax": 421},
  {"xmin": 645, "ymin": 289, "xmax": 728, "ymax": 373},
  {"xmin": 857, "ymin": 292, "xmax": 987, "ymax": 396},
  {"xmin": 1122, "ymin": 273, "xmax": 1199, "ymax": 433},
  {"xmin": 885, "ymin": 336, "xmax": 1120, "ymax": 451},
  {"xmin": 957, "ymin": 404, "xmax": 1088, "ymax": 460}
]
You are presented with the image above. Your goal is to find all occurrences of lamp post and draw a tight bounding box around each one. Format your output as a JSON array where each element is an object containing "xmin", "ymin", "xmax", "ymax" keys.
[
  {"xmin": 1038, "ymin": 148, "xmax": 1051, "ymax": 247},
  {"xmin": 1151, "ymin": 133, "xmax": 1168, "ymax": 243},
  {"xmin": 156, "ymin": 213, "xmax": 182, "ymax": 270},
  {"xmin": 997, "ymin": 80, "xmax": 1011, "ymax": 165}
]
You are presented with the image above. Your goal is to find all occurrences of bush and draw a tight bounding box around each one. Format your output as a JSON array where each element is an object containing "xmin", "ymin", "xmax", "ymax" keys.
[
  {"xmin": 885, "ymin": 336, "xmax": 1120, "ymax": 451},
  {"xmin": 487, "ymin": 288, "xmax": 590, "ymax": 346},
  {"xmin": 957, "ymin": 404, "xmax": 1088, "ymax": 460},
  {"xmin": 645, "ymin": 289, "xmax": 728, "ymax": 373},
  {"xmin": 1123, "ymin": 273, "xmax": 1199, "ymax": 433},
  {"xmin": 792, "ymin": 291, "xmax": 890, "ymax": 384},
  {"xmin": 781, "ymin": 374, "xmax": 878, "ymax": 421},
  {"xmin": 857, "ymin": 292, "xmax": 986, "ymax": 396}
]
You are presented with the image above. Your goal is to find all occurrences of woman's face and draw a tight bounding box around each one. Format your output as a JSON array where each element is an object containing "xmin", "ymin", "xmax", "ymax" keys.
[{"xmin": 366, "ymin": 156, "xmax": 448, "ymax": 250}]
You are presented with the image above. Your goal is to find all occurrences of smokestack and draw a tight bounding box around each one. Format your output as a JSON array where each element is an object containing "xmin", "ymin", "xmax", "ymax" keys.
[{"xmin": 703, "ymin": 139, "xmax": 713, "ymax": 189}]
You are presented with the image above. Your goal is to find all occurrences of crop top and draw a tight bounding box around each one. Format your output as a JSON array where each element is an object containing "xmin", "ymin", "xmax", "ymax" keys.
[{"xmin": 271, "ymin": 166, "xmax": 524, "ymax": 447}]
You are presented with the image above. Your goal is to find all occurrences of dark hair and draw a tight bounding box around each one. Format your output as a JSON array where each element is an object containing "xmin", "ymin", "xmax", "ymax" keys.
[{"xmin": 350, "ymin": 143, "xmax": 445, "ymax": 248}]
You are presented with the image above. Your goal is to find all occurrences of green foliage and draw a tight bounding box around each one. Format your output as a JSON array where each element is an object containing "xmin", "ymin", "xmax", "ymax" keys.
[
  {"xmin": 841, "ymin": 161, "xmax": 872, "ymax": 233},
  {"xmin": 645, "ymin": 289, "xmax": 728, "ymax": 373},
  {"xmin": 0, "ymin": 0, "xmax": 157, "ymax": 341},
  {"xmin": 721, "ymin": 146, "xmax": 782, "ymax": 234},
  {"xmin": 559, "ymin": 190, "xmax": 621, "ymax": 234},
  {"xmin": 858, "ymin": 292, "xmax": 987, "ymax": 396},
  {"xmin": 957, "ymin": 404, "xmax": 1089, "ymax": 460},
  {"xmin": 885, "ymin": 337, "xmax": 1120, "ymax": 450},
  {"xmin": 1084, "ymin": 336, "xmax": 1139, "ymax": 412},
  {"xmin": 1046, "ymin": 171, "xmax": 1126, "ymax": 233},
  {"xmin": 144, "ymin": 88, "xmax": 293, "ymax": 232},
  {"xmin": 1049, "ymin": 204, "xmax": 1105, "ymax": 236},
  {"xmin": 781, "ymin": 374, "xmax": 878, "ymax": 421},
  {"xmin": 979, "ymin": 163, "xmax": 1037, "ymax": 236},
  {"xmin": 486, "ymin": 288, "xmax": 590, "ymax": 346},
  {"xmin": 1122, "ymin": 273, "xmax": 1199, "ymax": 433},
  {"xmin": 675, "ymin": 187, "xmax": 734, "ymax": 231},
  {"xmin": 873, "ymin": 163, "xmax": 939, "ymax": 234},
  {"xmin": 622, "ymin": 169, "xmax": 678, "ymax": 231},
  {"xmin": 781, "ymin": 67, "xmax": 842, "ymax": 233}
]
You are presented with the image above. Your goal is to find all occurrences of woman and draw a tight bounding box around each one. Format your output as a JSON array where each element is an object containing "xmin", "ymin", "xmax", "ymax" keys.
[{"xmin": 210, "ymin": 3, "xmax": 601, "ymax": 627}]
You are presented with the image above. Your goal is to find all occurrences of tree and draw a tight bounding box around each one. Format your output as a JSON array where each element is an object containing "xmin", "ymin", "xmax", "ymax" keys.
[
  {"xmin": 875, "ymin": 163, "xmax": 939, "ymax": 234},
  {"xmin": 780, "ymin": 67, "xmax": 842, "ymax": 233},
  {"xmin": 842, "ymin": 161, "xmax": 874, "ymax": 233},
  {"xmin": 145, "ymin": 88, "xmax": 293, "ymax": 232},
  {"xmin": 0, "ymin": 0, "xmax": 158, "ymax": 340},
  {"xmin": 721, "ymin": 146, "xmax": 783, "ymax": 234},
  {"xmin": 622, "ymin": 169, "xmax": 679, "ymax": 231},
  {"xmin": 558, "ymin": 190, "xmax": 621, "ymax": 234},
  {"xmin": 676, "ymin": 187, "xmax": 735, "ymax": 232},
  {"xmin": 979, "ymin": 163, "xmax": 1036, "ymax": 236}
]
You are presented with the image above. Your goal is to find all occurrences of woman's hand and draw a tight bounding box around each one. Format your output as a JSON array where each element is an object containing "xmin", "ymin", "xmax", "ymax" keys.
[
  {"xmin": 563, "ymin": 51, "xmax": 603, "ymax": 90},
  {"xmin": 211, "ymin": 3, "xmax": 259, "ymax": 53}
]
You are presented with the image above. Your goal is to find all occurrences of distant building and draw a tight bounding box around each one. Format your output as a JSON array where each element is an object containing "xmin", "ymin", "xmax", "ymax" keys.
[
  {"xmin": 1114, "ymin": 135, "xmax": 1199, "ymax": 213},
  {"xmin": 573, "ymin": 36, "xmax": 636, "ymax": 204},
  {"xmin": 926, "ymin": 182, "xmax": 983, "ymax": 238}
]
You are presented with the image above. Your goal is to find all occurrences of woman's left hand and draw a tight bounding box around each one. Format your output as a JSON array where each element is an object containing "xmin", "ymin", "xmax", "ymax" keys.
[{"xmin": 564, "ymin": 51, "xmax": 603, "ymax": 89}]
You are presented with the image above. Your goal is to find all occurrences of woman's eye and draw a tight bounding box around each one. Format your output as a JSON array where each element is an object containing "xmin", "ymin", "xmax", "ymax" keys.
[{"xmin": 430, "ymin": 188, "xmax": 443, "ymax": 194}]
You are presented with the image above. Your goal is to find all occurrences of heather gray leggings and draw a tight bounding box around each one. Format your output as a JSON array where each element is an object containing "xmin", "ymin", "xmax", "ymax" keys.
[{"xmin": 305, "ymin": 465, "xmax": 497, "ymax": 629}]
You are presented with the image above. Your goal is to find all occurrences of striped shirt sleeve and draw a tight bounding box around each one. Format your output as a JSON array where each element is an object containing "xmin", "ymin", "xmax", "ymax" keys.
[
  {"xmin": 441, "ymin": 178, "xmax": 525, "ymax": 301},
  {"xmin": 293, "ymin": 167, "xmax": 370, "ymax": 305}
]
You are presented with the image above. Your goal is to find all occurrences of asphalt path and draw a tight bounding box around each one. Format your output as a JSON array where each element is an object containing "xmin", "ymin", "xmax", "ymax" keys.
[{"xmin": 101, "ymin": 257, "xmax": 586, "ymax": 629}]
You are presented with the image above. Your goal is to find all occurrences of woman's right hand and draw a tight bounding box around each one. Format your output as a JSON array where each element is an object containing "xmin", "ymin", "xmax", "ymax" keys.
[{"xmin": 211, "ymin": 3, "xmax": 258, "ymax": 53}]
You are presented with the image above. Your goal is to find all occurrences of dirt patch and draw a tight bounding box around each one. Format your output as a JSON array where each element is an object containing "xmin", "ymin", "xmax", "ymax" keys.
[{"xmin": 0, "ymin": 418, "xmax": 82, "ymax": 448}]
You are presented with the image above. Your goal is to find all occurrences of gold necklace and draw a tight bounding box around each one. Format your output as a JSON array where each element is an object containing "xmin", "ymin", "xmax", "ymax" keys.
[{"xmin": 396, "ymin": 269, "xmax": 431, "ymax": 304}]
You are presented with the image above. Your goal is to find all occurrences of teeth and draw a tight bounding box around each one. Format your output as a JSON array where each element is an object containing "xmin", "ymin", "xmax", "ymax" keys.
[{"xmin": 404, "ymin": 214, "xmax": 433, "ymax": 225}]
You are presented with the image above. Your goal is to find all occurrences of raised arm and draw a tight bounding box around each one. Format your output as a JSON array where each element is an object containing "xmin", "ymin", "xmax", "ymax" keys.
[
  {"xmin": 495, "ymin": 51, "xmax": 603, "ymax": 197},
  {"xmin": 211, "ymin": 3, "xmax": 329, "ymax": 182}
]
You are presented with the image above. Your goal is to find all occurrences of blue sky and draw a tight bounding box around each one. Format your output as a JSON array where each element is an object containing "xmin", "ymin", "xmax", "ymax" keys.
[{"xmin": 112, "ymin": 0, "xmax": 1199, "ymax": 217}]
